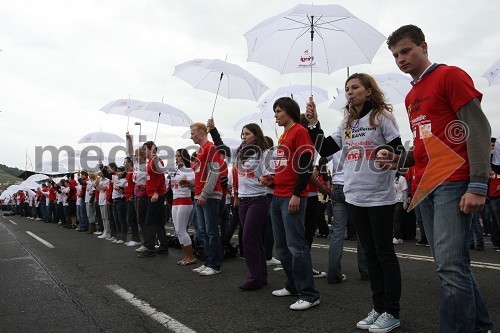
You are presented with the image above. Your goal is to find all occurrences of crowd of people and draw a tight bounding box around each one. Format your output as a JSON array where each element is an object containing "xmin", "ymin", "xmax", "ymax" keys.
[{"xmin": 1, "ymin": 24, "xmax": 497, "ymax": 332}]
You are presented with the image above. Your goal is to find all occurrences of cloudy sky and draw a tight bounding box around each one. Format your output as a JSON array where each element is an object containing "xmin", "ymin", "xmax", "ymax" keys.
[{"xmin": 1, "ymin": 0, "xmax": 499, "ymax": 171}]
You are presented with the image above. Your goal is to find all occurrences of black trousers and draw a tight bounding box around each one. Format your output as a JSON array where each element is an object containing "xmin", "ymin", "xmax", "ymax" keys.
[
  {"xmin": 347, "ymin": 203, "xmax": 401, "ymax": 318},
  {"xmin": 143, "ymin": 195, "xmax": 168, "ymax": 251}
]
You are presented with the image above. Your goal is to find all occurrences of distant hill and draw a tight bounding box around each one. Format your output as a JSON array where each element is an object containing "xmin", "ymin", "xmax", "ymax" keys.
[{"xmin": 0, "ymin": 169, "xmax": 22, "ymax": 185}]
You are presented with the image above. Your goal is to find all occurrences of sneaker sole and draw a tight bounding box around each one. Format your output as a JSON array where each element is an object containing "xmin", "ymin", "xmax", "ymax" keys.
[
  {"xmin": 290, "ymin": 299, "xmax": 320, "ymax": 310},
  {"xmin": 368, "ymin": 321, "xmax": 400, "ymax": 333}
]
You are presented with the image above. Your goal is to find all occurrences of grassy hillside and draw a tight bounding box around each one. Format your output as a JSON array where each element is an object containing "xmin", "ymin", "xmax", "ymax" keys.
[{"xmin": 0, "ymin": 169, "xmax": 22, "ymax": 184}]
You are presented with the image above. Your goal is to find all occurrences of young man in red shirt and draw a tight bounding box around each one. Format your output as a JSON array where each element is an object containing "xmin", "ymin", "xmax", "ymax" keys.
[
  {"xmin": 384, "ymin": 25, "xmax": 492, "ymax": 332},
  {"xmin": 263, "ymin": 97, "xmax": 320, "ymax": 310},
  {"xmin": 138, "ymin": 141, "xmax": 169, "ymax": 258},
  {"xmin": 190, "ymin": 122, "xmax": 224, "ymax": 276}
]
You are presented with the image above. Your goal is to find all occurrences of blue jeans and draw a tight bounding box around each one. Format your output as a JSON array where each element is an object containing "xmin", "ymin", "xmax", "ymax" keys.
[
  {"xmin": 195, "ymin": 198, "xmax": 222, "ymax": 271},
  {"xmin": 271, "ymin": 196, "xmax": 319, "ymax": 303},
  {"xmin": 490, "ymin": 197, "xmax": 500, "ymax": 247},
  {"xmin": 470, "ymin": 213, "xmax": 484, "ymax": 247},
  {"xmin": 328, "ymin": 185, "xmax": 369, "ymax": 282},
  {"xmin": 419, "ymin": 181, "xmax": 492, "ymax": 332},
  {"xmin": 414, "ymin": 204, "xmax": 427, "ymax": 241}
]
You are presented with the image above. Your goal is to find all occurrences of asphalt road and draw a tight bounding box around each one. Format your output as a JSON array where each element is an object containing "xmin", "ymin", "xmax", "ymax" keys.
[{"xmin": 1, "ymin": 214, "xmax": 499, "ymax": 333}]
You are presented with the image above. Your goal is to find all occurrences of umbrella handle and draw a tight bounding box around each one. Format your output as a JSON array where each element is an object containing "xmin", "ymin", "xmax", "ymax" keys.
[{"xmin": 211, "ymin": 72, "xmax": 224, "ymax": 118}]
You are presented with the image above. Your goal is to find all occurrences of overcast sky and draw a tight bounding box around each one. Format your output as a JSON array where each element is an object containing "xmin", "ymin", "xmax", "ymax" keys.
[{"xmin": 1, "ymin": 0, "xmax": 499, "ymax": 171}]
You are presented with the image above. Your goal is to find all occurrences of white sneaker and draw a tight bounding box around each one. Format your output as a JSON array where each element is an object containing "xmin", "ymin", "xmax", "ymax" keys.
[
  {"xmin": 58, "ymin": 222, "xmax": 63, "ymax": 225},
  {"xmin": 135, "ymin": 245, "xmax": 147, "ymax": 253},
  {"xmin": 312, "ymin": 269, "xmax": 327, "ymax": 278},
  {"xmin": 115, "ymin": 240, "xmax": 125, "ymax": 244},
  {"xmin": 111, "ymin": 239, "xmax": 118, "ymax": 243},
  {"xmin": 266, "ymin": 257, "xmax": 281, "ymax": 266},
  {"xmin": 393, "ymin": 238, "xmax": 403, "ymax": 245},
  {"xmin": 192, "ymin": 265, "xmax": 207, "ymax": 273},
  {"xmin": 127, "ymin": 241, "xmax": 141, "ymax": 247},
  {"xmin": 199, "ymin": 267, "xmax": 220, "ymax": 276},
  {"xmin": 290, "ymin": 299, "xmax": 320, "ymax": 311},
  {"xmin": 94, "ymin": 231, "xmax": 102, "ymax": 235},
  {"xmin": 107, "ymin": 236, "xmax": 116, "ymax": 241},
  {"xmin": 272, "ymin": 288, "xmax": 294, "ymax": 297},
  {"xmin": 97, "ymin": 233, "xmax": 109, "ymax": 239},
  {"xmin": 357, "ymin": 309, "xmax": 381, "ymax": 330}
]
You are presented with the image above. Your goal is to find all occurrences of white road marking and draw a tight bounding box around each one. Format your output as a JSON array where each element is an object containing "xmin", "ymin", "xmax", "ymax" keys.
[
  {"xmin": 8, "ymin": 220, "xmax": 17, "ymax": 225},
  {"xmin": 26, "ymin": 231, "xmax": 55, "ymax": 248},
  {"xmin": 312, "ymin": 244, "xmax": 500, "ymax": 271},
  {"xmin": 107, "ymin": 284, "xmax": 197, "ymax": 333}
]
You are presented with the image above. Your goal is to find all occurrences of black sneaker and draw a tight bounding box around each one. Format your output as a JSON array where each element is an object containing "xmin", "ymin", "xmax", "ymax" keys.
[
  {"xmin": 312, "ymin": 269, "xmax": 326, "ymax": 278},
  {"xmin": 156, "ymin": 247, "xmax": 169, "ymax": 254},
  {"xmin": 138, "ymin": 250, "xmax": 156, "ymax": 258},
  {"xmin": 470, "ymin": 243, "xmax": 476, "ymax": 250},
  {"xmin": 416, "ymin": 239, "xmax": 429, "ymax": 247}
]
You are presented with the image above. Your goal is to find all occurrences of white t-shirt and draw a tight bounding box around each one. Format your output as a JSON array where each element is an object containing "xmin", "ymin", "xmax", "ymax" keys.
[
  {"xmin": 111, "ymin": 175, "xmax": 125, "ymax": 199},
  {"xmin": 237, "ymin": 152, "xmax": 267, "ymax": 197},
  {"xmin": 170, "ymin": 167, "xmax": 194, "ymax": 200},
  {"xmin": 85, "ymin": 180, "xmax": 95, "ymax": 204},
  {"xmin": 492, "ymin": 136, "xmax": 500, "ymax": 166},
  {"xmin": 394, "ymin": 175, "xmax": 408, "ymax": 203},
  {"xmin": 98, "ymin": 178, "xmax": 109, "ymax": 206},
  {"xmin": 133, "ymin": 164, "xmax": 146, "ymax": 185},
  {"xmin": 330, "ymin": 110, "xmax": 400, "ymax": 207},
  {"xmin": 330, "ymin": 151, "xmax": 345, "ymax": 185},
  {"xmin": 60, "ymin": 186, "xmax": 69, "ymax": 206},
  {"xmin": 76, "ymin": 184, "xmax": 82, "ymax": 206}
]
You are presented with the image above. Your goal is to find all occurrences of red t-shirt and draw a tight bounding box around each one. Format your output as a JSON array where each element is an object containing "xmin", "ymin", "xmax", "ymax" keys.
[
  {"xmin": 192, "ymin": 141, "xmax": 223, "ymax": 196},
  {"xmin": 106, "ymin": 180, "xmax": 113, "ymax": 203},
  {"xmin": 19, "ymin": 191, "xmax": 25, "ymax": 203},
  {"xmin": 488, "ymin": 170, "xmax": 500, "ymax": 198},
  {"xmin": 146, "ymin": 157, "xmax": 167, "ymax": 197},
  {"xmin": 69, "ymin": 179, "xmax": 78, "ymax": 201},
  {"xmin": 273, "ymin": 123, "xmax": 314, "ymax": 197},
  {"xmin": 49, "ymin": 187, "xmax": 57, "ymax": 201},
  {"xmin": 405, "ymin": 65, "xmax": 481, "ymax": 186},
  {"xmin": 125, "ymin": 172, "xmax": 135, "ymax": 201}
]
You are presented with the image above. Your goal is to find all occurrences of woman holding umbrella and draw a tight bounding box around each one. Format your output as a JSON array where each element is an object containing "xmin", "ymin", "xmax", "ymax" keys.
[{"xmin": 306, "ymin": 73, "xmax": 403, "ymax": 332}]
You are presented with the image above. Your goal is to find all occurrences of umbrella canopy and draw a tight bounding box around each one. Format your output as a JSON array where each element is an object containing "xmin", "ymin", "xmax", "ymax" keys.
[
  {"xmin": 233, "ymin": 112, "xmax": 277, "ymax": 132},
  {"xmin": 258, "ymin": 84, "xmax": 329, "ymax": 114},
  {"xmin": 482, "ymin": 59, "xmax": 500, "ymax": 86},
  {"xmin": 173, "ymin": 58, "xmax": 269, "ymax": 117},
  {"xmin": 126, "ymin": 101, "xmax": 193, "ymax": 141},
  {"xmin": 126, "ymin": 102, "xmax": 193, "ymax": 127},
  {"xmin": 25, "ymin": 174, "xmax": 50, "ymax": 183},
  {"xmin": 100, "ymin": 99, "xmax": 146, "ymax": 115},
  {"xmin": 182, "ymin": 129, "xmax": 225, "ymax": 140},
  {"xmin": 245, "ymin": 4, "xmax": 385, "ymax": 74},
  {"xmin": 245, "ymin": 4, "xmax": 385, "ymax": 96},
  {"xmin": 329, "ymin": 73, "xmax": 412, "ymax": 111},
  {"xmin": 77, "ymin": 131, "xmax": 125, "ymax": 144}
]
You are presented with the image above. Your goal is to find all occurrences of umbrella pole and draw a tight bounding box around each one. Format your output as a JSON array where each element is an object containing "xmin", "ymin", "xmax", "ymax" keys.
[
  {"xmin": 310, "ymin": 15, "xmax": 314, "ymax": 99},
  {"xmin": 211, "ymin": 72, "xmax": 224, "ymax": 119},
  {"xmin": 154, "ymin": 112, "xmax": 160, "ymax": 142}
]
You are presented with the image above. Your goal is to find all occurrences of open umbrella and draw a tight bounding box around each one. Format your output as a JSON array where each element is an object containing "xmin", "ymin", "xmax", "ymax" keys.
[
  {"xmin": 233, "ymin": 112, "xmax": 277, "ymax": 132},
  {"xmin": 329, "ymin": 73, "xmax": 412, "ymax": 111},
  {"xmin": 126, "ymin": 102, "xmax": 193, "ymax": 141},
  {"xmin": 77, "ymin": 131, "xmax": 124, "ymax": 144},
  {"xmin": 173, "ymin": 58, "xmax": 269, "ymax": 117},
  {"xmin": 258, "ymin": 84, "xmax": 329, "ymax": 114},
  {"xmin": 100, "ymin": 98, "xmax": 146, "ymax": 130},
  {"xmin": 244, "ymin": 4, "xmax": 385, "ymax": 96},
  {"xmin": 182, "ymin": 129, "xmax": 225, "ymax": 139},
  {"xmin": 482, "ymin": 59, "xmax": 500, "ymax": 86}
]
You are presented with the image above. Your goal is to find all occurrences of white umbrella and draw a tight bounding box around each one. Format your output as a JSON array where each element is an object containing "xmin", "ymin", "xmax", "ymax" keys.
[
  {"xmin": 482, "ymin": 59, "xmax": 500, "ymax": 86},
  {"xmin": 25, "ymin": 174, "xmax": 50, "ymax": 183},
  {"xmin": 258, "ymin": 84, "xmax": 329, "ymax": 114},
  {"xmin": 182, "ymin": 129, "xmax": 225, "ymax": 140},
  {"xmin": 100, "ymin": 99, "xmax": 146, "ymax": 115},
  {"xmin": 173, "ymin": 58, "xmax": 269, "ymax": 117},
  {"xmin": 233, "ymin": 112, "xmax": 277, "ymax": 132},
  {"xmin": 77, "ymin": 131, "xmax": 125, "ymax": 144},
  {"xmin": 126, "ymin": 101, "xmax": 193, "ymax": 141},
  {"xmin": 329, "ymin": 73, "xmax": 412, "ymax": 111},
  {"xmin": 244, "ymin": 4, "xmax": 385, "ymax": 95},
  {"xmin": 100, "ymin": 98, "xmax": 147, "ymax": 130}
]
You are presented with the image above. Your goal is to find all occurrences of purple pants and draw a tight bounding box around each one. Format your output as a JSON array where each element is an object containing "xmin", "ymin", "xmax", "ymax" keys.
[{"xmin": 239, "ymin": 196, "xmax": 269, "ymax": 287}]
